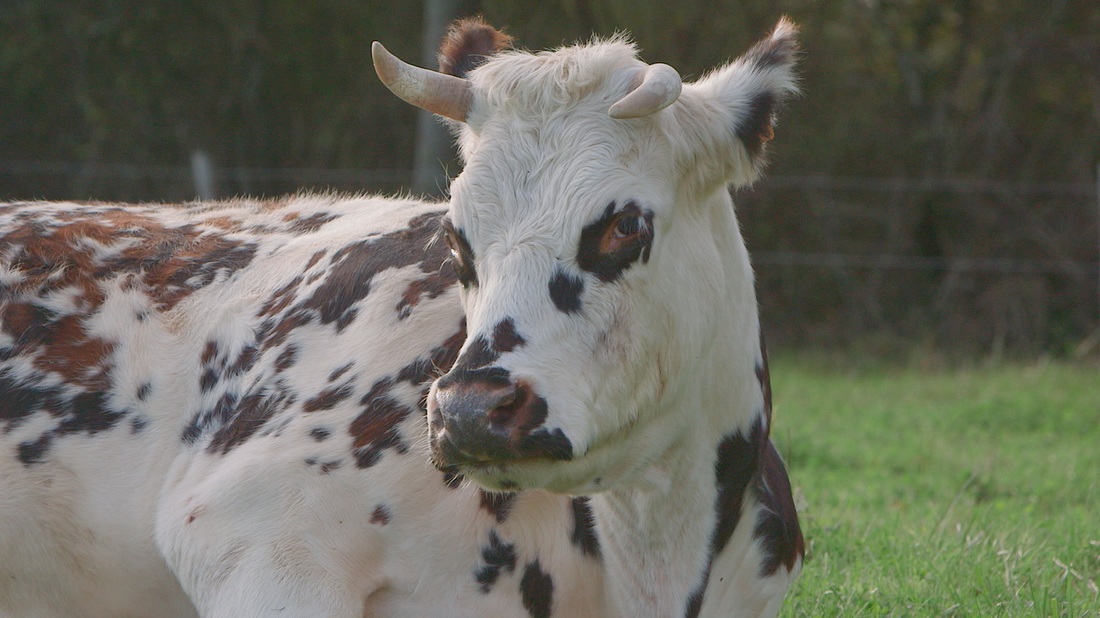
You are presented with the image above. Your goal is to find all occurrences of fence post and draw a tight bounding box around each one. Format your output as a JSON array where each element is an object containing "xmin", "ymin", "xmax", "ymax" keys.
[
  {"xmin": 191, "ymin": 150, "xmax": 216, "ymax": 201},
  {"xmin": 412, "ymin": 0, "xmax": 478, "ymax": 199}
]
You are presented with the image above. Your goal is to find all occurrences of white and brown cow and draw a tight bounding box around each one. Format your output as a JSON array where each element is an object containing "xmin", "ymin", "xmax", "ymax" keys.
[{"xmin": 0, "ymin": 18, "xmax": 803, "ymax": 618}]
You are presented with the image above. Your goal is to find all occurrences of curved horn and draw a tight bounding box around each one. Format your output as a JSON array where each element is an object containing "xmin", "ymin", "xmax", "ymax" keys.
[
  {"xmin": 608, "ymin": 63, "xmax": 682, "ymax": 119},
  {"xmin": 372, "ymin": 42, "xmax": 472, "ymax": 122}
]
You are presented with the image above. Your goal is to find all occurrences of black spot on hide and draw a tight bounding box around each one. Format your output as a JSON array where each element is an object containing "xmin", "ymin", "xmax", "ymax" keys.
[
  {"xmin": 475, "ymin": 530, "xmax": 517, "ymax": 593},
  {"xmin": 569, "ymin": 497, "xmax": 602, "ymax": 559},
  {"xmin": 130, "ymin": 415, "xmax": 149, "ymax": 433},
  {"xmin": 491, "ymin": 318, "xmax": 526, "ymax": 353},
  {"xmin": 576, "ymin": 201, "xmax": 654, "ymax": 283},
  {"xmin": 753, "ymin": 441, "xmax": 804, "ymax": 576},
  {"xmin": 480, "ymin": 490, "xmax": 517, "ymax": 523},
  {"xmin": 520, "ymin": 559, "xmax": 554, "ymax": 618},
  {"xmin": 548, "ymin": 269, "xmax": 584, "ymax": 314}
]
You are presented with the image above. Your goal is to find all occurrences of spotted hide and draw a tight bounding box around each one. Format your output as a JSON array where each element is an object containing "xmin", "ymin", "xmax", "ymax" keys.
[{"xmin": 1, "ymin": 16, "xmax": 803, "ymax": 618}]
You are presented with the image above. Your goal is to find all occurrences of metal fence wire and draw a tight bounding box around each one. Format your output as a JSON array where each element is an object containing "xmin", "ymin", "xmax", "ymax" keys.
[{"xmin": 2, "ymin": 158, "xmax": 1098, "ymax": 352}]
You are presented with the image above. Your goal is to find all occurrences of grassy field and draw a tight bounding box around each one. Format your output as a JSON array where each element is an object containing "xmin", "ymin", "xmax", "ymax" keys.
[{"xmin": 772, "ymin": 359, "xmax": 1100, "ymax": 617}]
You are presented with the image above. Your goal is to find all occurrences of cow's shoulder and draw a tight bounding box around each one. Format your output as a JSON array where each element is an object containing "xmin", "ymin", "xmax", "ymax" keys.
[{"xmin": 170, "ymin": 196, "xmax": 460, "ymax": 457}]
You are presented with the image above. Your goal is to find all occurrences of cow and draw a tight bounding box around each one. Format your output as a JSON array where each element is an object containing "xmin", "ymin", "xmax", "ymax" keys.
[{"xmin": 0, "ymin": 17, "xmax": 803, "ymax": 618}]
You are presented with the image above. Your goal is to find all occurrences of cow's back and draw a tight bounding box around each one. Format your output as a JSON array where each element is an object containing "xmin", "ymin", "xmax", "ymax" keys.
[{"xmin": 0, "ymin": 196, "xmax": 466, "ymax": 616}]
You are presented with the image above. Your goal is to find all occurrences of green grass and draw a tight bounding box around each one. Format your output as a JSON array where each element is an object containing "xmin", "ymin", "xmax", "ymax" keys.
[{"xmin": 772, "ymin": 359, "xmax": 1100, "ymax": 617}]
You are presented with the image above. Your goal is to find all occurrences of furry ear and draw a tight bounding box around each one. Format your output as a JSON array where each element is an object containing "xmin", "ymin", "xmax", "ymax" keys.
[
  {"xmin": 677, "ymin": 18, "xmax": 800, "ymax": 188},
  {"xmin": 438, "ymin": 17, "xmax": 513, "ymax": 78}
]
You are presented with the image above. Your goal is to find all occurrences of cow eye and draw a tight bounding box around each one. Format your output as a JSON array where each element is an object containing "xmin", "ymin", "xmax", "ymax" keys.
[
  {"xmin": 577, "ymin": 201, "xmax": 655, "ymax": 283},
  {"xmin": 612, "ymin": 214, "xmax": 644, "ymax": 239},
  {"xmin": 601, "ymin": 212, "xmax": 649, "ymax": 254},
  {"xmin": 441, "ymin": 221, "xmax": 478, "ymax": 288},
  {"xmin": 443, "ymin": 232, "xmax": 462, "ymax": 260}
]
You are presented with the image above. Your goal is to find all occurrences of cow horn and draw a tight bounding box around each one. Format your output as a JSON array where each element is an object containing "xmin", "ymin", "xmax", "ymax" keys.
[
  {"xmin": 608, "ymin": 63, "xmax": 682, "ymax": 119},
  {"xmin": 372, "ymin": 42, "xmax": 472, "ymax": 123}
]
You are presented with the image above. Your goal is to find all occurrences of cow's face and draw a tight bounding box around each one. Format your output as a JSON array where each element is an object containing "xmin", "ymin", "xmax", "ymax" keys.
[
  {"xmin": 376, "ymin": 18, "xmax": 799, "ymax": 492},
  {"xmin": 431, "ymin": 128, "xmax": 677, "ymax": 492}
]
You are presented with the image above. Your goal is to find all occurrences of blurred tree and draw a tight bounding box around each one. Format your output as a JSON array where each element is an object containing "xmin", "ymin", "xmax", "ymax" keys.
[
  {"xmin": 0, "ymin": 0, "xmax": 420, "ymax": 197},
  {"xmin": 1, "ymin": 0, "xmax": 1096, "ymax": 354}
]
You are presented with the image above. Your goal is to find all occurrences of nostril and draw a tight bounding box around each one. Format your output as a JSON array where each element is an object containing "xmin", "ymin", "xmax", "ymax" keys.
[
  {"xmin": 494, "ymin": 387, "xmax": 517, "ymax": 409},
  {"xmin": 430, "ymin": 375, "xmax": 559, "ymax": 464},
  {"xmin": 486, "ymin": 381, "xmax": 531, "ymax": 427},
  {"xmin": 434, "ymin": 373, "xmax": 519, "ymax": 430},
  {"xmin": 485, "ymin": 384, "xmax": 517, "ymax": 425}
]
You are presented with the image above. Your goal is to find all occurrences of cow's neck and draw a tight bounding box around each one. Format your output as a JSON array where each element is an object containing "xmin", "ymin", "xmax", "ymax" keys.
[
  {"xmin": 588, "ymin": 426, "xmax": 719, "ymax": 617},
  {"xmin": 589, "ymin": 189, "xmax": 757, "ymax": 616}
]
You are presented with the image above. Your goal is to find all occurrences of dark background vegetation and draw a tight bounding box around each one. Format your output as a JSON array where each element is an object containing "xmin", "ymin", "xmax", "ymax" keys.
[{"xmin": 2, "ymin": 0, "xmax": 1098, "ymax": 358}]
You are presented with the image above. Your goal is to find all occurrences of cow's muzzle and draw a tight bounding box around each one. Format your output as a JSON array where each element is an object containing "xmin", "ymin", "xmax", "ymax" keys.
[{"xmin": 427, "ymin": 367, "xmax": 572, "ymax": 468}]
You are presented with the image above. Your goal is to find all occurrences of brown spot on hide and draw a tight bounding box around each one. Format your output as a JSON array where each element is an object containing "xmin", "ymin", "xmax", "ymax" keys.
[
  {"xmin": 370, "ymin": 504, "xmax": 392, "ymax": 525},
  {"xmin": 227, "ymin": 345, "xmax": 259, "ymax": 376},
  {"xmin": 0, "ymin": 206, "xmax": 257, "ymax": 323},
  {"xmin": 304, "ymin": 249, "xmax": 327, "ymax": 270},
  {"xmin": 328, "ymin": 362, "xmax": 354, "ymax": 382},
  {"xmin": 344, "ymin": 324, "xmax": 464, "ymax": 469},
  {"xmin": 286, "ymin": 212, "xmax": 338, "ymax": 234},
  {"xmin": 201, "ymin": 216, "xmax": 242, "ymax": 230},
  {"xmin": 207, "ymin": 384, "xmax": 295, "ymax": 455},
  {"xmin": 29, "ymin": 315, "xmax": 113, "ymax": 390},
  {"xmin": 274, "ymin": 344, "xmax": 299, "ymax": 373},
  {"xmin": 200, "ymin": 340, "xmax": 219, "ymax": 365},
  {"xmin": 348, "ymin": 378, "xmax": 412, "ymax": 468},
  {"xmin": 1, "ymin": 302, "xmax": 51, "ymax": 344},
  {"xmin": 303, "ymin": 383, "xmax": 354, "ymax": 412},
  {"xmin": 396, "ymin": 267, "xmax": 457, "ymax": 319},
  {"xmin": 258, "ymin": 276, "xmax": 303, "ymax": 319},
  {"xmin": 395, "ymin": 323, "xmax": 467, "ymax": 387},
  {"xmin": 295, "ymin": 212, "xmax": 450, "ymax": 331}
]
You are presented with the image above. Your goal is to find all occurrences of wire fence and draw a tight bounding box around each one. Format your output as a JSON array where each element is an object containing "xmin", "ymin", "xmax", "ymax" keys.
[
  {"xmin": 0, "ymin": 159, "xmax": 412, "ymax": 186},
  {"xmin": 4, "ymin": 159, "xmax": 1095, "ymax": 197},
  {"xmin": 751, "ymin": 251, "xmax": 1097, "ymax": 276},
  {"xmin": 4, "ymin": 157, "xmax": 1097, "ymax": 351},
  {"xmin": 2, "ymin": 158, "xmax": 1098, "ymax": 279}
]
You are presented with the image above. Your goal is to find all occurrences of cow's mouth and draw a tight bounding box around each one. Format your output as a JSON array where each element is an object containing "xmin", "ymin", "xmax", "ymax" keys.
[{"xmin": 429, "ymin": 425, "xmax": 573, "ymax": 470}]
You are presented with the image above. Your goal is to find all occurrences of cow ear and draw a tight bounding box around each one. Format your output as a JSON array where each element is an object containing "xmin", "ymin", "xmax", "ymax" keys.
[
  {"xmin": 438, "ymin": 17, "xmax": 513, "ymax": 78},
  {"xmin": 677, "ymin": 18, "xmax": 800, "ymax": 189}
]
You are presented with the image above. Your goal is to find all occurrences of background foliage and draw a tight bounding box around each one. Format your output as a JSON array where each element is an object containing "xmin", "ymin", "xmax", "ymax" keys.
[{"xmin": 2, "ymin": 0, "xmax": 1098, "ymax": 356}]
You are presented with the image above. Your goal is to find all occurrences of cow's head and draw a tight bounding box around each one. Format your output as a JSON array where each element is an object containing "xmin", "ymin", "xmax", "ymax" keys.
[{"xmin": 375, "ymin": 17, "xmax": 798, "ymax": 493}]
